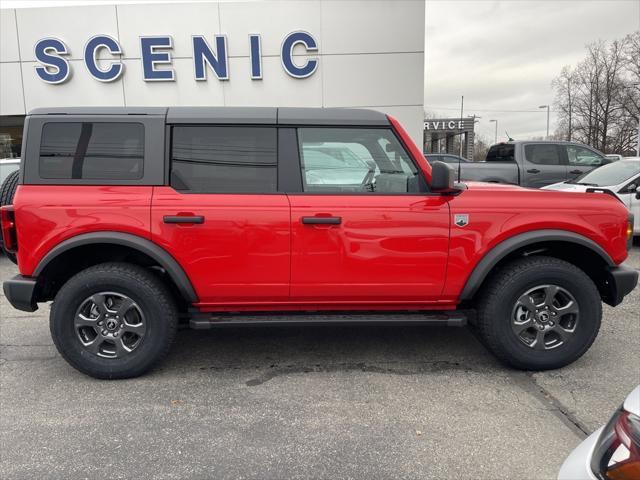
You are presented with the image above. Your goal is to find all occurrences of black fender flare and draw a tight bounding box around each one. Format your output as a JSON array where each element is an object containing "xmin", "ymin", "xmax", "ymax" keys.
[
  {"xmin": 459, "ymin": 229, "xmax": 615, "ymax": 301},
  {"xmin": 33, "ymin": 232, "xmax": 198, "ymax": 303}
]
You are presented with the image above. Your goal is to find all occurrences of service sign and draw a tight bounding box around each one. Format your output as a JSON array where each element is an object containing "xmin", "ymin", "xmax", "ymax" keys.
[{"xmin": 33, "ymin": 31, "xmax": 319, "ymax": 84}]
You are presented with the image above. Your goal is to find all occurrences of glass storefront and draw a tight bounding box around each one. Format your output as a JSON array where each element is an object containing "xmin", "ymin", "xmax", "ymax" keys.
[{"xmin": 0, "ymin": 116, "xmax": 25, "ymax": 159}]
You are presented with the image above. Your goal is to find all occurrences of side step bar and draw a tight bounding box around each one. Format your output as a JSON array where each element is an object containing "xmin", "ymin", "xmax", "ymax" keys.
[{"xmin": 189, "ymin": 311, "xmax": 468, "ymax": 329}]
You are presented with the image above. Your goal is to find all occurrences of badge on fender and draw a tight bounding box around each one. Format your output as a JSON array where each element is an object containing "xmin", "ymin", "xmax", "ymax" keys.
[{"xmin": 454, "ymin": 214, "xmax": 469, "ymax": 227}]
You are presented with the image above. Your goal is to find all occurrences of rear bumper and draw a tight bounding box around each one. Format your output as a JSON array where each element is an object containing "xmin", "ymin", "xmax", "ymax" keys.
[
  {"xmin": 606, "ymin": 265, "xmax": 639, "ymax": 307},
  {"xmin": 2, "ymin": 275, "xmax": 38, "ymax": 312}
]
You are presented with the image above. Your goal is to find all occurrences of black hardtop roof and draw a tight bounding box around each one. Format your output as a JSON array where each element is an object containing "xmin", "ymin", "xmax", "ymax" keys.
[{"xmin": 28, "ymin": 106, "xmax": 390, "ymax": 126}]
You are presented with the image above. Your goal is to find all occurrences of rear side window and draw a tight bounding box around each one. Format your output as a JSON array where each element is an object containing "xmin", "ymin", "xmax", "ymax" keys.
[
  {"xmin": 171, "ymin": 126, "xmax": 277, "ymax": 193},
  {"xmin": 39, "ymin": 122, "xmax": 144, "ymax": 179},
  {"xmin": 486, "ymin": 144, "xmax": 514, "ymax": 162},
  {"xmin": 525, "ymin": 144, "xmax": 562, "ymax": 165}
]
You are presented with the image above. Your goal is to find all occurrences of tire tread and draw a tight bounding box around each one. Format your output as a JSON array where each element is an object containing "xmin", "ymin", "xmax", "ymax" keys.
[
  {"xmin": 475, "ymin": 255, "xmax": 601, "ymax": 370},
  {"xmin": 50, "ymin": 262, "xmax": 178, "ymax": 379}
]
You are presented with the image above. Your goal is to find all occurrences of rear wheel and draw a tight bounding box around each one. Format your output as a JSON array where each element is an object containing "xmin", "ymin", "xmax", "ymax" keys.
[
  {"xmin": 0, "ymin": 169, "xmax": 19, "ymax": 264},
  {"xmin": 50, "ymin": 262, "xmax": 178, "ymax": 379},
  {"xmin": 475, "ymin": 256, "xmax": 602, "ymax": 370}
]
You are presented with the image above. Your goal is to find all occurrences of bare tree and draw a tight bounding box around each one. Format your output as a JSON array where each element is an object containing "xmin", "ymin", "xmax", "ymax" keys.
[{"xmin": 553, "ymin": 32, "xmax": 640, "ymax": 155}]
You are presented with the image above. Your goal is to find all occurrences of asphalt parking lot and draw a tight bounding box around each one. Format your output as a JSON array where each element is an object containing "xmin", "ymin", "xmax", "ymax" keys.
[{"xmin": 1, "ymin": 249, "xmax": 639, "ymax": 480}]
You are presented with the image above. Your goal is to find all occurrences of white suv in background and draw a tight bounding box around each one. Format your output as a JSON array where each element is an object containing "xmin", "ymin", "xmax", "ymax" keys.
[
  {"xmin": 543, "ymin": 159, "xmax": 640, "ymax": 235},
  {"xmin": 558, "ymin": 385, "xmax": 640, "ymax": 479}
]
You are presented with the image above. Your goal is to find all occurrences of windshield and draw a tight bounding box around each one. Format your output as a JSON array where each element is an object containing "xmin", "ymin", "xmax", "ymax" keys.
[{"xmin": 570, "ymin": 160, "xmax": 640, "ymax": 186}]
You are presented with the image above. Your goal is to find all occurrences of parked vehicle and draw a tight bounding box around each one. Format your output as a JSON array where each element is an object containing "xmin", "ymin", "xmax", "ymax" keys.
[
  {"xmin": 2, "ymin": 107, "xmax": 637, "ymax": 379},
  {"xmin": 543, "ymin": 159, "xmax": 640, "ymax": 235},
  {"xmin": 424, "ymin": 153, "xmax": 469, "ymax": 164},
  {"xmin": 558, "ymin": 385, "xmax": 639, "ymax": 480},
  {"xmin": 458, "ymin": 141, "xmax": 609, "ymax": 188}
]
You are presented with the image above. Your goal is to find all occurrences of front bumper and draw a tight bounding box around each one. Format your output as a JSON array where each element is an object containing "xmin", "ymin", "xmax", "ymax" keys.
[
  {"xmin": 605, "ymin": 265, "xmax": 639, "ymax": 306},
  {"xmin": 3, "ymin": 275, "xmax": 38, "ymax": 312}
]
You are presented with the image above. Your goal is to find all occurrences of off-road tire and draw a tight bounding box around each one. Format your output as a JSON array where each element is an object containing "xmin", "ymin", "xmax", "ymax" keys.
[
  {"xmin": 0, "ymin": 169, "xmax": 19, "ymax": 263},
  {"xmin": 475, "ymin": 256, "xmax": 602, "ymax": 370},
  {"xmin": 50, "ymin": 262, "xmax": 178, "ymax": 379}
]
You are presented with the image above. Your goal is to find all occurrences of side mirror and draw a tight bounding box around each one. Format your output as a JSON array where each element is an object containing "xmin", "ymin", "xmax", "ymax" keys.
[
  {"xmin": 636, "ymin": 185, "xmax": 640, "ymax": 200},
  {"xmin": 431, "ymin": 161, "xmax": 458, "ymax": 193}
]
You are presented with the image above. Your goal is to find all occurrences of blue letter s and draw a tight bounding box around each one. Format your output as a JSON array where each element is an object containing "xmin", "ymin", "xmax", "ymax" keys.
[{"xmin": 34, "ymin": 38, "xmax": 70, "ymax": 84}]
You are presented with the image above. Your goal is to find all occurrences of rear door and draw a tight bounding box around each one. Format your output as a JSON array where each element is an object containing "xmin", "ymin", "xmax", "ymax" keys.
[
  {"xmin": 151, "ymin": 125, "xmax": 290, "ymax": 306},
  {"xmin": 522, "ymin": 143, "xmax": 567, "ymax": 188},
  {"xmin": 286, "ymin": 126, "xmax": 450, "ymax": 305}
]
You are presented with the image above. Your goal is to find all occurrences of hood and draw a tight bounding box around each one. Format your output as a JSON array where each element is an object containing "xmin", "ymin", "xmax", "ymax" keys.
[
  {"xmin": 462, "ymin": 181, "xmax": 529, "ymax": 192},
  {"xmin": 542, "ymin": 182, "xmax": 590, "ymax": 192}
]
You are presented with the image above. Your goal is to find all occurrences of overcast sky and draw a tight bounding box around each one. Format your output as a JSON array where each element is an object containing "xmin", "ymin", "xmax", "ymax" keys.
[
  {"xmin": 426, "ymin": 0, "xmax": 640, "ymax": 142},
  {"xmin": 2, "ymin": 0, "xmax": 639, "ymax": 142}
]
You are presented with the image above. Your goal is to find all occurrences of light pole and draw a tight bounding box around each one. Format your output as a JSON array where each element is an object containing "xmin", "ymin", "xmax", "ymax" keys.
[
  {"xmin": 490, "ymin": 119, "xmax": 498, "ymax": 144},
  {"xmin": 459, "ymin": 95, "xmax": 464, "ymax": 156},
  {"xmin": 539, "ymin": 105, "xmax": 550, "ymax": 139},
  {"xmin": 634, "ymin": 82, "xmax": 640, "ymax": 156}
]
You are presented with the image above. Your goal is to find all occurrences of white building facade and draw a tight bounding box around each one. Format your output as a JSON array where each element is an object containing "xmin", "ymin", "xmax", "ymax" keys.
[{"xmin": 0, "ymin": 0, "xmax": 425, "ymax": 158}]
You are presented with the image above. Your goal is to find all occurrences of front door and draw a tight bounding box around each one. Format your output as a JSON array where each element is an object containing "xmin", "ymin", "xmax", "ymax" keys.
[
  {"xmin": 288, "ymin": 127, "xmax": 450, "ymax": 305},
  {"xmin": 564, "ymin": 144, "xmax": 606, "ymax": 179},
  {"xmin": 151, "ymin": 125, "xmax": 290, "ymax": 306}
]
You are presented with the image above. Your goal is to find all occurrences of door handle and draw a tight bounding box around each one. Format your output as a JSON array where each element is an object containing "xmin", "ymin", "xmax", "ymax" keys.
[
  {"xmin": 526, "ymin": 169, "xmax": 540, "ymax": 174},
  {"xmin": 569, "ymin": 170, "xmax": 583, "ymax": 175},
  {"xmin": 163, "ymin": 215, "xmax": 205, "ymax": 224},
  {"xmin": 301, "ymin": 216, "xmax": 342, "ymax": 225}
]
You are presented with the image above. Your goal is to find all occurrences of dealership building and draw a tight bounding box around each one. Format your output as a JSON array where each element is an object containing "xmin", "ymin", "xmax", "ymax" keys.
[{"xmin": 0, "ymin": 0, "xmax": 425, "ymax": 159}]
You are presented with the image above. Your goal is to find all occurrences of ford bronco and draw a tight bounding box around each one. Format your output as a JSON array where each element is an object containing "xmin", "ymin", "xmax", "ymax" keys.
[{"xmin": 1, "ymin": 107, "xmax": 637, "ymax": 379}]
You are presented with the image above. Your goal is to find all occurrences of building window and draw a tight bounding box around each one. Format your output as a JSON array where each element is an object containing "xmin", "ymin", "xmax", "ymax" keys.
[
  {"xmin": 0, "ymin": 115, "xmax": 24, "ymax": 159},
  {"xmin": 39, "ymin": 122, "xmax": 144, "ymax": 179},
  {"xmin": 170, "ymin": 126, "xmax": 277, "ymax": 193}
]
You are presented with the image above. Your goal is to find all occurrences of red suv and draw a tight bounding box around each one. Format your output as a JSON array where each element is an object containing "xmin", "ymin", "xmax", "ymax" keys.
[{"xmin": 1, "ymin": 107, "xmax": 637, "ymax": 379}]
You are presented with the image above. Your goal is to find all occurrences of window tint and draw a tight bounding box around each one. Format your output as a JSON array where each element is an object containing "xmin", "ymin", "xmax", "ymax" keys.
[
  {"xmin": 566, "ymin": 145, "xmax": 603, "ymax": 166},
  {"xmin": 171, "ymin": 126, "xmax": 277, "ymax": 193},
  {"xmin": 525, "ymin": 144, "xmax": 562, "ymax": 165},
  {"xmin": 298, "ymin": 128, "xmax": 422, "ymax": 193},
  {"xmin": 486, "ymin": 144, "xmax": 514, "ymax": 162},
  {"xmin": 39, "ymin": 122, "xmax": 144, "ymax": 179}
]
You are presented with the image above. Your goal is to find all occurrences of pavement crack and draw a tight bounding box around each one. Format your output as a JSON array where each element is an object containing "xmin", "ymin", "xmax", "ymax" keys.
[
  {"xmin": 512, "ymin": 372, "xmax": 590, "ymax": 439},
  {"xmin": 242, "ymin": 360, "xmax": 476, "ymax": 387}
]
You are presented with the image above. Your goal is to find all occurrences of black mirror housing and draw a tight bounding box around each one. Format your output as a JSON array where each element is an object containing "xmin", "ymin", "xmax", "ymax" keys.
[{"xmin": 430, "ymin": 161, "xmax": 458, "ymax": 193}]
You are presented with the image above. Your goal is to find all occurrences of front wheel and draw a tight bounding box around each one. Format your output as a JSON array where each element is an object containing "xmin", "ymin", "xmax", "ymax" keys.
[
  {"xmin": 475, "ymin": 256, "xmax": 602, "ymax": 370},
  {"xmin": 50, "ymin": 262, "xmax": 178, "ymax": 379}
]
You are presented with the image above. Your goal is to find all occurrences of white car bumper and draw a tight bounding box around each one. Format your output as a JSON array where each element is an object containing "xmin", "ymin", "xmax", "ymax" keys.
[{"xmin": 557, "ymin": 427, "xmax": 602, "ymax": 480}]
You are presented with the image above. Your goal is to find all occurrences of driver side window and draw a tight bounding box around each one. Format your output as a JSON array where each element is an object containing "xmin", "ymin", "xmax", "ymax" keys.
[
  {"xmin": 566, "ymin": 145, "xmax": 604, "ymax": 167},
  {"xmin": 297, "ymin": 128, "xmax": 422, "ymax": 193}
]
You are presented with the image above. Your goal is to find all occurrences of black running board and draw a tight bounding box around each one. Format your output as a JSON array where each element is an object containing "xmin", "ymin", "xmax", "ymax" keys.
[{"xmin": 189, "ymin": 311, "xmax": 468, "ymax": 329}]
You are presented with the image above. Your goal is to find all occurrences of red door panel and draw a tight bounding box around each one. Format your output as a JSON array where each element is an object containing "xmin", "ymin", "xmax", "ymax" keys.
[
  {"xmin": 288, "ymin": 195, "xmax": 450, "ymax": 304},
  {"xmin": 151, "ymin": 187, "xmax": 290, "ymax": 304}
]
